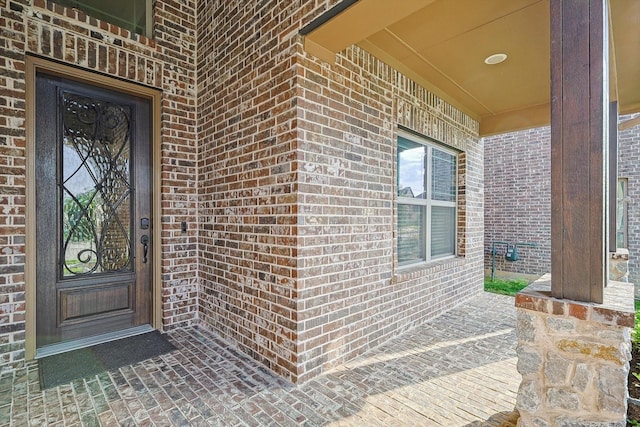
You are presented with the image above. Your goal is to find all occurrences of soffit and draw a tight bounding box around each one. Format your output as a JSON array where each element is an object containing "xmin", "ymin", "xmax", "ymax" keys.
[{"xmin": 303, "ymin": 0, "xmax": 640, "ymax": 136}]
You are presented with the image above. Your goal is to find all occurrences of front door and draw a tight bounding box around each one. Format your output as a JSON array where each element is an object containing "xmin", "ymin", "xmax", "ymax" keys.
[{"xmin": 35, "ymin": 72, "xmax": 152, "ymax": 351}]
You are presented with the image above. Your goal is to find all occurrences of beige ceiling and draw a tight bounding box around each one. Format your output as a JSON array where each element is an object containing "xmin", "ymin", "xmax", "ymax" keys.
[{"xmin": 303, "ymin": 0, "xmax": 640, "ymax": 136}]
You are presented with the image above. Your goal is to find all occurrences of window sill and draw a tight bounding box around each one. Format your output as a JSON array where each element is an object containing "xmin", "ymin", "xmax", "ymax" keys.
[{"xmin": 392, "ymin": 256, "xmax": 465, "ymax": 283}]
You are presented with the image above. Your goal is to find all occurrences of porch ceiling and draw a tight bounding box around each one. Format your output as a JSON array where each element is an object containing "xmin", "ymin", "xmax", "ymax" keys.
[{"xmin": 302, "ymin": 0, "xmax": 640, "ymax": 136}]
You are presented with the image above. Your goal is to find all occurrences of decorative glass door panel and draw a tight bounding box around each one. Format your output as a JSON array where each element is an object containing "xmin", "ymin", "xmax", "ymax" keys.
[{"xmin": 61, "ymin": 93, "xmax": 133, "ymax": 277}]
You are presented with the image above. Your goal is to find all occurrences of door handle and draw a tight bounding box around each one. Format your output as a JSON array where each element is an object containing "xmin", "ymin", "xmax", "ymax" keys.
[{"xmin": 140, "ymin": 235, "xmax": 149, "ymax": 263}]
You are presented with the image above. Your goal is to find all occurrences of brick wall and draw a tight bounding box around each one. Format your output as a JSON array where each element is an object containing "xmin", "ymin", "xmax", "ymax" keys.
[
  {"xmin": 296, "ymin": 50, "xmax": 483, "ymax": 382},
  {"xmin": 196, "ymin": 0, "xmax": 326, "ymax": 382},
  {"xmin": 0, "ymin": 0, "xmax": 198, "ymax": 371},
  {"xmin": 484, "ymin": 118, "xmax": 640, "ymax": 283},
  {"xmin": 197, "ymin": 0, "xmax": 483, "ymax": 383},
  {"xmin": 618, "ymin": 114, "xmax": 640, "ymax": 286},
  {"xmin": 484, "ymin": 127, "xmax": 552, "ymax": 277},
  {"xmin": 0, "ymin": 0, "xmax": 486, "ymax": 382}
]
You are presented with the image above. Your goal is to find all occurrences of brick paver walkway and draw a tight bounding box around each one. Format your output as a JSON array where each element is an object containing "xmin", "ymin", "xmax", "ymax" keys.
[{"xmin": 0, "ymin": 292, "xmax": 520, "ymax": 426}]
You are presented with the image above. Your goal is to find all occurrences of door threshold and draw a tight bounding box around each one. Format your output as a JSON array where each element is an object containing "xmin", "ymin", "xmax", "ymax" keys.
[{"xmin": 35, "ymin": 325, "xmax": 154, "ymax": 359}]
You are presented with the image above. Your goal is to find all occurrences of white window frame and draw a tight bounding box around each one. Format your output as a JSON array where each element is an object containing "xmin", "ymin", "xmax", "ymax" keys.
[
  {"xmin": 396, "ymin": 130, "xmax": 458, "ymax": 267},
  {"xmin": 617, "ymin": 177, "xmax": 629, "ymax": 249}
]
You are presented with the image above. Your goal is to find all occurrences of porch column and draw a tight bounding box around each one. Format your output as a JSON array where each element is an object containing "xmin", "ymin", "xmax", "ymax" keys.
[
  {"xmin": 514, "ymin": 3, "xmax": 633, "ymax": 425},
  {"xmin": 550, "ymin": 0, "xmax": 609, "ymax": 303}
]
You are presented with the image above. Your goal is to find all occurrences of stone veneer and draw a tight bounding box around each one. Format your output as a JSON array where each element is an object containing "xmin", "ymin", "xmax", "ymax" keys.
[
  {"xmin": 610, "ymin": 250, "xmax": 629, "ymax": 283},
  {"xmin": 515, "ymin": 274, "xmax": 634, "ymax": 426}
]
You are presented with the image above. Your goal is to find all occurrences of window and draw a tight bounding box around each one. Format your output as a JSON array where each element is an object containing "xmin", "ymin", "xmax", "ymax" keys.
[
  {"xmin": 54, "ymin": 0, "xmax": 152, "ymax": 38},
  {"xmin": 617, "ymin": 178, "xmax": 629, "ymax": 249},
  {"xmin": 397, "ymin": 132, "xmax": 457, "ymax": 266}
]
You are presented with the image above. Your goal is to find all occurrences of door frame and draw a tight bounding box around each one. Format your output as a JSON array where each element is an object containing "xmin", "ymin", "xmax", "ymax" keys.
[{"xmin": 25, "ymin": 56, "xmax": 163, "ymax": 360}]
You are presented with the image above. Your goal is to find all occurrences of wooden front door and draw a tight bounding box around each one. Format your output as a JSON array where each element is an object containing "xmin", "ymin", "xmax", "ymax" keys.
[{"xmin": 35, "ymin": 72, "xmax": 152, "ymax": 350}]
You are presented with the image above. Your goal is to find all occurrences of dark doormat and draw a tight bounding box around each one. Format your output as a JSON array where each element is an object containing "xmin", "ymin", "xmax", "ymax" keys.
[{"xmin": 38, "ymin": 330, "xmax": 176, "ymax": 389}]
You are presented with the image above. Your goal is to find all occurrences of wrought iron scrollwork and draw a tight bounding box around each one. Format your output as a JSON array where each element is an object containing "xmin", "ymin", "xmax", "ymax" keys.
[{"xmin": 60, "ymin": 92, "xmax": 133, "ymax": 277}]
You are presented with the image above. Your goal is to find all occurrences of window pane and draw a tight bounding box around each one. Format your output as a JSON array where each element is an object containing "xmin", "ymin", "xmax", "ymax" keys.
[
  {"xmin": 617, "ymin": 178, "xmax": 628, "ymax": 248},
  {"xmin": 398, "ymin": 136, "xmax": 426, "ymax": 198},
  {"xmin": 431, "ymin": 206, "xmax": 455, "ymax": 257},
  {"xmin": 398, "ymin": 204, "xmax": 425, "ymax": 263},
  {"xmin": 432, "ymin": 148, "xmax": 456, "ymax": 202},
  {"xmin": 54, "ymin": 0, "xmax": 150, "ymax": 36}
]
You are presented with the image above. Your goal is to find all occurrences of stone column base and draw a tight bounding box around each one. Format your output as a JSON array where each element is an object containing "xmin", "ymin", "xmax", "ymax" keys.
[
  {"xmin": 610, "ymin": 249, "xmax": 629, "ymax": 282},
  {"xmin": 515, "ymin": 274, "xmax": 634, "ymax": 426}
]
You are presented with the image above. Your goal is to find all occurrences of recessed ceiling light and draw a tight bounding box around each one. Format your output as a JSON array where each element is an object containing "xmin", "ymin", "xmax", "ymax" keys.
[{"xmin": 484, "ymin": 53, "xmax": 508, "ymax": 65}]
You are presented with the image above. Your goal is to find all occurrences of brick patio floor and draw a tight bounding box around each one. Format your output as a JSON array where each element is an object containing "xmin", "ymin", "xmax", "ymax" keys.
[{"xmin": 0, "ymin": 292, "xmax": 520, "ymax": 426}]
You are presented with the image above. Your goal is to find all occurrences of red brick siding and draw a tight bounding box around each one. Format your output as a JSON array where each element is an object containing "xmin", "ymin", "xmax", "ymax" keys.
[
  {"xmin": 0, "ymin": 0, "xmax": 197, "ymax": 371},
  {"xmin": 0, "ymin": 0, "xmax": 28, "ymax": 372},
  {"xmin": 484, "ymin": 118, "xmax": 640, "ymax": 282},
  {"xmin": 483, "ymin": 127, "xmax": 551, "ymax": 277},
  {"xmin": 197, "ymin": 1, "xmax": 483, "ymax": 383},
  {"xmin": 0, "ymin": 0, "xmax": 486, "ymax": 382},
  {"xmin": 618, "ymin": 115, "xmax": 640, "ymax": 286},
  {"xmin": 195, "ymin": 0, "xmax": 341, "ymax": 382},
  {"xmin": 296, "ymin": 50, "xmax": 482, "ymax": 382}
]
